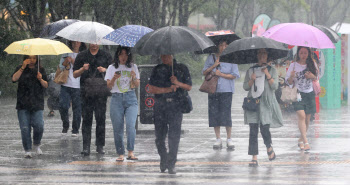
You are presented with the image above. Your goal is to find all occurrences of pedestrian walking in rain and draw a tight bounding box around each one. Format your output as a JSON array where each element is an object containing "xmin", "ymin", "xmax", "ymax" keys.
[
  {"xmin": 59, "ymin": 41, "xmax": 86, "ymax": 137},
  {"xmin": 73, "ymin": 43, "xmax": 112, "ymax": 156},
  {"xmin": 202, "ymin": 40, "xmax": 240, "ymax": 149},
  {"xmin": 11, "ymin": 55, "xmax": 48, "ymax": 158},
  {"xmin": 148, "ymin": 55, "xmax": 192, "ymax": 174},
  {"xmin": 285, "ymin": 46, "xmax": 318, "ymax": 151},
  {"xmin": 105, "ymin": 46, "xmax": 140, "ymax": 161},
  {"xmin": 243, "ymin": 49, "xmax": 283, "ymax": 166}
]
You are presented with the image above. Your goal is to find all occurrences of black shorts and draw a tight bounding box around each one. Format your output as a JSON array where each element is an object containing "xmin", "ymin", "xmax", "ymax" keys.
[
  {"xmin": 208, "ymin": 92, "xmax": 232, "ymax": 127},
  {"xmin": 292, "ymin": 91, "xmax": 316, "ymax": 114}
]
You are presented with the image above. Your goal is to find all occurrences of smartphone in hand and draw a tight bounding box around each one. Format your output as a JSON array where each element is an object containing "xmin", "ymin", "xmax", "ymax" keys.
[{"xmin": 115, "ymin": 71, "xmax": 121, "ymax": 75}]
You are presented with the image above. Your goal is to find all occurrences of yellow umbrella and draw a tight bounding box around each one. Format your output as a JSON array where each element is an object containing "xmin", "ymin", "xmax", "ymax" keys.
[{"xmin": 4, "ymin": 38, "xmax": 72, "ymax": 55}]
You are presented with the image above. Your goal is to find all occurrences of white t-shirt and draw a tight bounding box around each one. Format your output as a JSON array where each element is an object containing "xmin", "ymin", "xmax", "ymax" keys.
[
  {"xmin": 105, "ymin": 64, "xmax": 140, "ymax": 93},
  {"xmin": 285, "ymin": 62, "xmax": 313, "ymax": 93},
  {"xmin": 59, "ymin": 53, "xmax": 80, "ymax": 88}
]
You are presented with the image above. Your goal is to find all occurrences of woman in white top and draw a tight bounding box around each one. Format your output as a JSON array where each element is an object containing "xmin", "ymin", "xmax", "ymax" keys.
[
  {"xmin": 105, "ymin": 46, "xmax": 140, "ymax": 161},
  {"xmin": 59, "ymin": 41, "xmax": 86, "ymax": 136},
  {"xmin": 285, "ymin": 46, "xmax": 318, "ymax": 151}
]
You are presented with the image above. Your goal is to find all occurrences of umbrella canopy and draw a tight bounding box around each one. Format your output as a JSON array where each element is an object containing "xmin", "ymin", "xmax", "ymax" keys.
[
  {"xmin": 195, "ymin": 30, "xmax": 240, "ymax": 54},
  {"xmin": 220, "ymin": 37, "xmax": 289, "ymax": 64},
  {"xmin": 132, "ymin": 26, "xmax": 214, "ymax": 55},
  {"xmin": 262, "ymin": 23, "xmax": 335, "ymax": 49},
  {"xmin": 39, "ymin": 19, "xmax": 80, "ymax": 39},
  {"xmin": 56, "ymin": 21, "xmax": 116, "ymax": 45},
  {"xmin": 314, "ymin": 24, "xmax": 341, "ymax": 43},
  {"xmin": 4, "ymin": 38, "xmax": 73, "ymax": 55},
  {"xmin": 103, "ymin": 25, "xmax": 153, "ymax": 47}
]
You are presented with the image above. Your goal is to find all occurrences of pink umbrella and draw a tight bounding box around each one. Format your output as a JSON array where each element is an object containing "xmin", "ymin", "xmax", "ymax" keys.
[{"xmin": 262, "ymin": 23, "xmax": 335, "ymax": 49}]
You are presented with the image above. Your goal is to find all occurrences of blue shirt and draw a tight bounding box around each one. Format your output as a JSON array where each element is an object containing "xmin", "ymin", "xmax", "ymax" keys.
[{"xmin": 202, "ymin": 54, "xmax": 240, "ymax": 93}]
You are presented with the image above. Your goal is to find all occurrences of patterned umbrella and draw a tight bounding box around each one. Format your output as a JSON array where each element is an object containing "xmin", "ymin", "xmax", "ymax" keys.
[{"xmin": 103, "ymin": 25, "xmax": 153, "ymax": 47}]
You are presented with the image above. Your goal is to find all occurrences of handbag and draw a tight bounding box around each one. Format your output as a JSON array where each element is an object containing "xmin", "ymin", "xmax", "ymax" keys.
[
  {"xmin": 84, "ymin": 70, "xmax": 111, "ymax": 97},
  {"xmin": 179, "ymin": 90, "xmax": 193, "ymax": 114},
  {"xmin": 199, "ymin": 55, "xmax": 219, "ymax": 94},
  {"xmin": 54, "ymin": 65, "xmax": 69, "ymax": 84},
  {"xmin": 280, "ymin": 62, "xmax": 298, "ymax": 102},
  {"xmin": 242, "ymin": 68, "xmax": 261, "ymax": 112},
  {"xmin": 242, "ymin": 97, "xmax": 260, "ymax": 112}
]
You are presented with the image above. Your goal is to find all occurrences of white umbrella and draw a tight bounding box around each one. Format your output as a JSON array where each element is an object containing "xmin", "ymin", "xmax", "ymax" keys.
[{"xmin": 56, "ymin": 21, "xmax": 116, "ymax": 45}]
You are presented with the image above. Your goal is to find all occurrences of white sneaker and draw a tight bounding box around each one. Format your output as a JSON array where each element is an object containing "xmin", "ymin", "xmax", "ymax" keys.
[
  {"xmin": 34, "ymin": 145, "xmax": 43, "ymax": 155},
  {"xmin": 213, "ymin": 139, "xmax": 222, "ymax": 149},
  {"xmin": 227, "ymin": 139, "xmax": 235, "ymax": 149},
  {"xmin": 24, "ymin": 151, "xmax": 32, "ymax": 158},
  {"xmin": 71, "ymin": 133, "xmax": 78, "ymax": 137}
]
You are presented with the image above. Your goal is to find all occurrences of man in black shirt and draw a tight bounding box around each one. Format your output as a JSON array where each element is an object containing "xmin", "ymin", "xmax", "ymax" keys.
[
  {"xmin": 73, "ymin": 44, "xmax": 112, "ymax": 156},
  {"xmin": 149, "ymin": 55, "xmax": 192, "ymax": 174}
]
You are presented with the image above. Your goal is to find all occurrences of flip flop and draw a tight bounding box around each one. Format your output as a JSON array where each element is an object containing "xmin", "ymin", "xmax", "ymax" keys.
[
  {"xmin": 116, "ymin": 157, "xmax": 124, "ymax": 162},
  {"xmin": 127, "ymin": 156, "xmax": 138, "ymax": 160}
]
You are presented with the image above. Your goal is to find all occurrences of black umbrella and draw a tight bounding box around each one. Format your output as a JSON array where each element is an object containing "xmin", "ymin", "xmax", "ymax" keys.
[
  {"xmin": 220, "ymin": 37, "xmax": 289, "ymax": 64},
  {"xmin": 314, "ymin": 25, "xmax": 341, "ymax": 43},
  {"xmin": 132, "ymin": 26, "xmax": 215, "ymax": 55},
  {"xmin": 39, "ymin": 19, "xmax": 80, "ymax": 39}
]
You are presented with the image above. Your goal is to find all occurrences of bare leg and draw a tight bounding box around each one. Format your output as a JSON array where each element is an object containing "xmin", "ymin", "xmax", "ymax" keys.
[
  {"xmin": 297, "ymin": 110, "xmax": 308, "ymax": 144},
  {"xmin": 214, "ymin": 126, "xmax": 220, "ymax": 139},
  {"xmin": 225, "ymin": 126, "xmax": 231, "ymax": 139}
]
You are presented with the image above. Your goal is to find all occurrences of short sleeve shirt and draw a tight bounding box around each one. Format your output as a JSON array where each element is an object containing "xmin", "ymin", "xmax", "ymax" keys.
[
  {"xmin": 149, "ymin": 59, "xmax": 192, "ymax": 99},
  {"xmin": 202, "ymin": 54, "xmax": 240, "ymax": 93},
  {"xmin": 12, "ymin": 65, "xmax": 48, "ymax": 111},
  {"xmin": 105, "ymin": 64, "xmax": 140, "ymax": 93}
]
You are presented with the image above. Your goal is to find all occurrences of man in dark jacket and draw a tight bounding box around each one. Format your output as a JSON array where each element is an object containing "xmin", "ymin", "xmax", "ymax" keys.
[{"xmin": 73, "ymin": 44, "xmax": 112, "ymax": 156}]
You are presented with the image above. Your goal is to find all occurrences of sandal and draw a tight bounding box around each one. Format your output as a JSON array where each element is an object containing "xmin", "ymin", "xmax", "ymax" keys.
[
  {"xmin": 304, "ymin": 143, "xmax": 311, "ymax": 151},
  {"xmin": 116, "ymin": 156, "xmax": 124, "ymax": 162},
  {"xmin": 47, "ymin": 111, "xmax": 55, "ymax": 117},
  {"xmin": 267, "ymin": 147, "xmax": 276, "ymax": 161},
  {"xmin": 298, "ymin": 141, "xmax": 304, "ymax": 150},
  {"xmin": 127, "ymin": 155, "xmax": 138, "ymax": 160},
  {"xmin": 248, "ymin": 160, "xmax": 258, "ymax": 167}
]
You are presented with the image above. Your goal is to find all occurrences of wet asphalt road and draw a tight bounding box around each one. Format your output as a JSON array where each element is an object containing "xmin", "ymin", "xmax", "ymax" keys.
[{"xmin": 1, "ymin": 82, "xmax": 350, "ymax": 184}]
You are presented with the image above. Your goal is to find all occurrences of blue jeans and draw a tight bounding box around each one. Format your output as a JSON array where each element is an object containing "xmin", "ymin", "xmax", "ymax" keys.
[
  {"xmin": 110, "ymin": 91, "xmax": 138, "ymax": 155},
  {"xmin": 59, "ymin": 86, "xmax": 82, "ymax": 133},
  {"xmin": 17, "ymin": 110, "xmax": 44, "ymax": 151}
]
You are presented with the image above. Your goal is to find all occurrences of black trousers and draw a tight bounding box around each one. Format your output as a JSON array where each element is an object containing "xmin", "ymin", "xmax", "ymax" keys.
[
  {"xmin": 248, "ymin": 123, "xmax": 272, "ymax": 155},
  {"xmin": 154, "ymin": 99, "xmax": 183, "ymax": 169},
  {"xmin": 81, "ymin": 95, "xmax": 107, "ymax": 151}
]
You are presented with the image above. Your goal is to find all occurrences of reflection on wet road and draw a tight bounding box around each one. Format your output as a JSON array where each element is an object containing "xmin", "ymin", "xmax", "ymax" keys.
[{"xmin": 1, "ymin": 82, "xmax": 350, "ymax": 184}]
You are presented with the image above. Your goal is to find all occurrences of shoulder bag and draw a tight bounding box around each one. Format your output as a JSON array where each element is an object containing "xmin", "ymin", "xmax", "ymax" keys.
[
  {"xmin": 242, "ymin": 68, "xmax": 260, "ymax": 112},
  {"xmin": 281, "ymin": 62, "xmax": 298, "ymax": 102},
  {"xmin": 54, "ymin": 65, "xmax": 69, "ymax": 84},
  {"xmin": 199, "ymin": 55, "xmax": 219, "ymax": 94},
  {"xmin": 84, "ymin": 70, "xmax": 111, "ymax": 97}
]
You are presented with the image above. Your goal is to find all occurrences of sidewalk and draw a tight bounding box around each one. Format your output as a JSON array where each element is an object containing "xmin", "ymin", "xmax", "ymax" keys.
[{"xmin": 1, "ymin": 83, "xmax": 350, "ymax": 184}]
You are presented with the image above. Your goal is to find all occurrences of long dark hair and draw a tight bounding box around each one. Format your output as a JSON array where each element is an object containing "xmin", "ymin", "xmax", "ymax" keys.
[
  {"xmin": 68, "ymin": 41, "xmax": 87, "ymax": 52},
  {"xmin": 113, "ymin": 46, "xmax": 133, "ymax": 68},
  {"xmin": 296, "ymin": 46, "xmax": 317, "ymax": 76},
  {"xmin": 23, "ymin": 55, "xmax": 42, "ymax": 69}
]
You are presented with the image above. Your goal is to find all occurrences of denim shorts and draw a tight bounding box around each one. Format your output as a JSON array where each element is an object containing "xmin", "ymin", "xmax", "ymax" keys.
[{"xmin": 292, "ymin": 91, "xmax": 316, "ymax": 114}]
